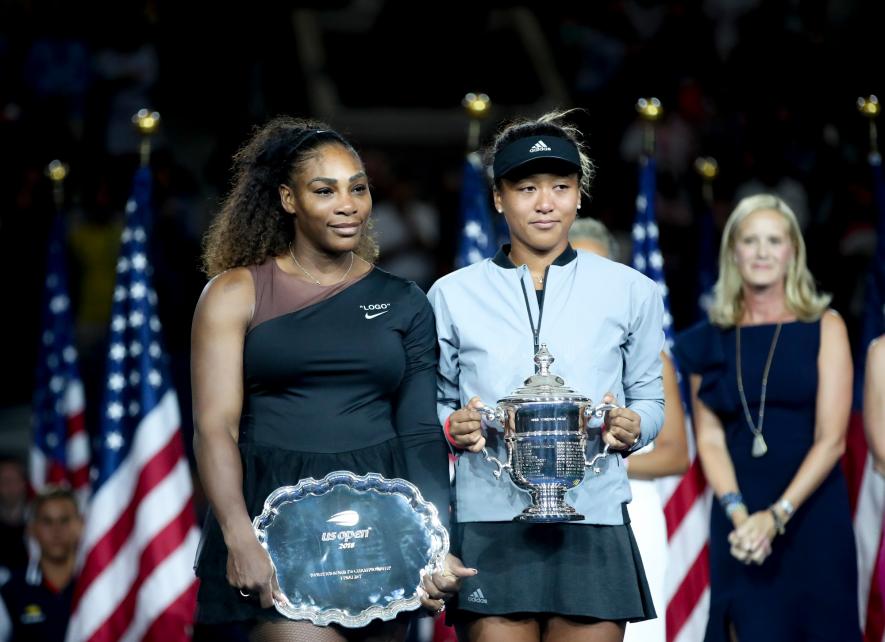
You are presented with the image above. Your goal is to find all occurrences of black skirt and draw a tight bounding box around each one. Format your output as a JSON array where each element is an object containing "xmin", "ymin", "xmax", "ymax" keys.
[{"xmin": 447, "ymin": 506, "xmax": 656, "ymax": 624}]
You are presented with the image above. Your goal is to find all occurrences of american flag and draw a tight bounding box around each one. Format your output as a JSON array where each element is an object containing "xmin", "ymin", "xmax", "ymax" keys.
[
  {"xmin": 32, "ymin": 213, "xmax": 89, "ymax": 507},
  {"xmin": 65, "ymin": 166, "xmax": 199, "ymax": 642},
  {"xmin": 695, "ymin": 201, "xmax": 717, "ymax": 321},
  {"xmin": 846, "ymin": 147, "xmax": 885, "ymax": 642},
  {"xmin": 456, "ymin": 152, "xmax": 497, "ymax": 267},
  {"xmin": 632, "ymin": 155, "xmax": 711, "ymax": 642}
]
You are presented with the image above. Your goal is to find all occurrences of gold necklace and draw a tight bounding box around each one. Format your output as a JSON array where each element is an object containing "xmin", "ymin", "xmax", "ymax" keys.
[
  {"xmin": 735, "ymin": 322, "xmax": 782, "ymax": 458},
  {"xmin": 287, "ymin": 243, "xmax": 355, "ymax": 286}
]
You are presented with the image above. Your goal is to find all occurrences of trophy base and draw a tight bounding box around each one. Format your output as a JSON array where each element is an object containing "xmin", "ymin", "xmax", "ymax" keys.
[
  {"xmin": 514, "ymin": 484, "xmax": 585, "ymax": 523},
  {"xmin": 514, "ymin": 511, "xmax": 584, "ymax": 523}
]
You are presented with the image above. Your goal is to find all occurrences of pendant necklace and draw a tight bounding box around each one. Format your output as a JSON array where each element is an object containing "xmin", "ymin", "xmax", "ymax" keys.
[
  {"xmin": 735, "ymin": 322, "xmax": 782, "ymax": 458},
  {"xmin": 288, "ymin": 243, "xmax": 354, "ymax": 285}
]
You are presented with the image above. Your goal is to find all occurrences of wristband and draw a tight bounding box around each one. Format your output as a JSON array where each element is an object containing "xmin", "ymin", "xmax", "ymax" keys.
[
  {"xmin": 443, "ymin": 416, "xmax": 460, "ymax": 449},
  {"xmin": 719, "ymin": 492, "xmax": 743, "ymax": 511},
  {"xmin": 719, "ymin": 492, "xmax": 746, "ymax": 520},
  {"xmin": 725, "ymin": 501, "xmax": 747, "ymax": 520}
]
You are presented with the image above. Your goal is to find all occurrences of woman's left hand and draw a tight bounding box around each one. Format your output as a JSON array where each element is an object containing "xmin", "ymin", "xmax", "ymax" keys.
[
  {"xmin": 600, "ymin": 393, "xmax": 642, "ymax": 451},
  {"xmin": 728, "ymin": 510, "xmax": 776, "ymax": 565},
  {"xmin": 419, "ymin": 553, "xmax": 477, "ymax": 616}
]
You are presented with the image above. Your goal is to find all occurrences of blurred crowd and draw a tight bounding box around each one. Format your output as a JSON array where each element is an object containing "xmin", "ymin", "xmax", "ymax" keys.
[{"xmin": 0, "ymin": 0, "xmax": 882, "ymax": 527}]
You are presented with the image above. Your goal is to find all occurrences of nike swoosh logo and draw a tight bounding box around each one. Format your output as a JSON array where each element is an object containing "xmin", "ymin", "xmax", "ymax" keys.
[{"xmin": 364, "ymin": 311, "xmax": 389, "ymax": 319}]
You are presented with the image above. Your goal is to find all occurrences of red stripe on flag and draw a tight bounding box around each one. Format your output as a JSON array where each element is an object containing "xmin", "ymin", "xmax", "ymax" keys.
[
  {"xmin": 142, "ymin": 579, "xmax": 199, "ymax": 642},
  {"xmin": 47, "ymin": 462, "xmax": 67, "ymax": 485},
  {"xmin": 69, "ymin": 465, "xmax": 90, "ymax": 490},
  {"xmin": 73, "ymin": 434, "xmax": 183, "ymax": 607},
  {"xmin": 844, "ymin": 412, "xmax": 869, "ymax": 515},
  {"xmin": 85, "ymin": 502, "xmax": 194, "ymax": 642},
  {"xmin": 663, "ymin": 457, "xmax": 707, "ymax": 538},
  {"xmin": 666, "ymin": 543, "xmax": 710, "ymax": 642},
  {"xmin": 67, "ymin": 410, "xmax": 86, "ymax": 437}
]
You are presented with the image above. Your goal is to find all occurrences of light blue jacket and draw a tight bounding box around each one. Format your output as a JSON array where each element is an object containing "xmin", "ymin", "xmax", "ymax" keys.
[{"xmin": 427, "ymin": 245, "xmax": 665, "ymax": 525}]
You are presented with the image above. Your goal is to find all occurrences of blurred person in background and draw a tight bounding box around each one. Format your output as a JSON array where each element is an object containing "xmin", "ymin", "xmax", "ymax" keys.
[
  {"xmin": 674, "ymin": 194, "xmax": 859, "ymax": 641},
  {"xmin": 0, "ymin": 486, "xmax": 82, "ymax": 642},
  {"xmin": 865, "ymin": 335, "xmax": 885, "ymax": 475},
  {"xmin": 569, "ymin": 217, "xmax": 688, "ymax": 642},
  {"xmin": 0, "ymin": 457, "xmax": 28, "ymax": 586}
]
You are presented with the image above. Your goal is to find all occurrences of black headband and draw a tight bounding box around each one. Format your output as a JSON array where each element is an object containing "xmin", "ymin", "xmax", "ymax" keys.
[
  {"xmin": 492, "ymin": 135, "xmax": 581, "ymax": 181},
  {"xmin": 285, "ymin": 129, "xmax": 334, "ymax": 161}
]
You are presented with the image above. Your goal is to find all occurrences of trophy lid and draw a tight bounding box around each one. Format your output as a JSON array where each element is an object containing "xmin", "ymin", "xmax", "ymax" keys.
[{"xmin": 498, "ymin": 344, "xmax": 589, "ymax": 403}]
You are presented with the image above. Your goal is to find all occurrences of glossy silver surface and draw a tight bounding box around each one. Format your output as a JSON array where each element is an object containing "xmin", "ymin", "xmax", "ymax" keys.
[
  {"xmin": 253, "ymin": 471, "xmax": 449, "ymax": 627},
  {"xmin": 481, "ymin": 344, "xmax": 621, "ymax": 522}
]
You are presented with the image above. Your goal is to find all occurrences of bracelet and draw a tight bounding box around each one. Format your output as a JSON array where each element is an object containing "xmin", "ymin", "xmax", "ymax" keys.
[
  {"xmin": 719, "ymin": 491, "xmax": 743, "ymax": 511},
  {"xmin": 777, "ymin": 498, "xmax": 795, "ymax": 520},
  {"xmin": 719, "ymin": 492, "xmax": 745, "ymax": 520},
  {"xmin": 443, "ymin": 416, "xmax": 460, "ymax": 449},
  {"xmin": 725, "ymin": 501, "xmax": 747, "ymax": 520},
  {"xmin": 769, "ymin": 506, "xmax": 786, "ymax": 535}
]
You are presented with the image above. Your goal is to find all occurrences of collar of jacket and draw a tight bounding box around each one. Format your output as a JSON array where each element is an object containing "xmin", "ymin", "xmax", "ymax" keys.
[{"xmin": 492, "ymin": 243, "xmax": 578, "ymax": 269}]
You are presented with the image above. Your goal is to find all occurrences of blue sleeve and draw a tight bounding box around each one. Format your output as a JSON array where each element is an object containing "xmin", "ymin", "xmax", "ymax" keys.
[
  {"xmin": 622, "ymin": 278, "xmax": 666, "ymax": 450},
  {"xmin": 394, "ymin": 284, "xmax": 451, "ymax": 529}
]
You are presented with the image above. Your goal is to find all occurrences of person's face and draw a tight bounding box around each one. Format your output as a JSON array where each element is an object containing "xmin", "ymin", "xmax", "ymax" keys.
[
  {"xmin": 30, "ymin": 498, "xmax": 82, "ymax": 564},
  {"xmin": 280, "ymin": 143, "xmax": 372, "ymax": 255},
  {"xmin": 571, "ymin": 237, "xmax": 609, "ymax": 258},
  {"xmin": 0, "ymin": 462, "xmax": 27, "ymax": 511},
  {"xmin": 494, "ymin": 172, "xmax": 579, "ymax": 255},
  {"xmin": 732, "ymin": 208, "xmax": 794, "ymax": 289}
]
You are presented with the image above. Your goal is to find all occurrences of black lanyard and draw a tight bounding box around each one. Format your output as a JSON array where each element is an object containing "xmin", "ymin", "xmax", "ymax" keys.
[{"xmin": 518, "ymin": 266, "xmax": 549, "ymax": 368}]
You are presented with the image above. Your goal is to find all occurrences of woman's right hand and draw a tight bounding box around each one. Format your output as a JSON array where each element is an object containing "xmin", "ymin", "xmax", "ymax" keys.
[
  {"xmin": 447, "ymin": 397, "xmax": 487, "ymax": 452},
  {"xmin": 226, "ymin": 531, "xmax": 281, "ymax": 609}
]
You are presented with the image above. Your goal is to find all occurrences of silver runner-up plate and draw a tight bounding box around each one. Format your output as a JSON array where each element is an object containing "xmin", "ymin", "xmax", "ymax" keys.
[{"xmin": 252, "ymin": 471, "xmax": 449, "ymax": 628}]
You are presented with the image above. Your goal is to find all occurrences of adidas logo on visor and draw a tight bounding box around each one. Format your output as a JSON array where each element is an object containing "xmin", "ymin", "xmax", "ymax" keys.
[{"xmin": 528, "ymin": 139, "xmax": 552, "ymax": 153}]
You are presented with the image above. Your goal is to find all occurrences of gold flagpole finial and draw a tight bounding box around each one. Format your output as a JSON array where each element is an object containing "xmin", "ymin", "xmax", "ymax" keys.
[
  {"xmin": 132, "ymin": 109, "xmax": 161, "ymax": 167},
  {"xmin": 858, "ymin": 95, "xmax": 880, "ymax": 118},
  {"xmin": 45, "ymin": 159, "xmax": 69, "ymax": 211},
  {"xmin": 463, "ymin": 93, "xmax": 491, "ymax": 152},
  {"xmin": 857, "ymin": 95, "xmax": 880, "ymax": 160},
  {"xmin": 636, "ymin": 97, "xmax": 662, "ymax": 156},
  {"xmin": 694, "ymin": 156, "xmax": 719, "ymax": 205}
]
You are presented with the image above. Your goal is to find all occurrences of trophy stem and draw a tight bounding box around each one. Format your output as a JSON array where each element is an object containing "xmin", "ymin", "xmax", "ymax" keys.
[{"xmin": 516, "ymin": 484, "xmax": 584, "ymax": 523}]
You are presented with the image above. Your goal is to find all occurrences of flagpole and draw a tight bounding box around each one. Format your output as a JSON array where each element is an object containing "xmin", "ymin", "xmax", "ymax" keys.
[
  {"xmin": 462, "ymin": 92, "xmax": 490, "ymax": 152},
  {"xmin": 45, "ymin": 159, "xmax": 69, "ymax": 212},
  {"xmin": 132, "ymin": 108, "xmax": 161, "ymax": 167},
  {"xmin": 857, "ymin": 95, "xmax": 880, "ymax": 163},
  {"xmin": 636, "ymin": 97, "xmax": 662, "ymax": 156},
  {"xmin": 694, "ymin": 157, "xmax": 719, "ymax": 207}
]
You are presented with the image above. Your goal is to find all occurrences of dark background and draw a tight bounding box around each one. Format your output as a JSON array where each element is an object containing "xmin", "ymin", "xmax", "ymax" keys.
[{"xmin": 1, "ymin": 0, "xmax": 883, "ymax": 455}]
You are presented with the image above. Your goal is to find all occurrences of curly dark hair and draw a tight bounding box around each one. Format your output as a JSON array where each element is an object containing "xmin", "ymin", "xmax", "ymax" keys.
[
  {"xmin": 202, "ymin": 116, "xmax": 378, "ymax": 277},
  {"xmin": 483, "ymin": 109, "xmax": 595, "ymax": 198}
]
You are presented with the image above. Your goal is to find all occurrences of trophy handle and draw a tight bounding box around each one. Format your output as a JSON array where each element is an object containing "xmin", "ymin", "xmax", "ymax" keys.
[
  {"xmin": 583, "ymin": 402, "xmax": 620, "ymax": 474},
  {"xmin": 586, "ymin": 444, "xmax": 611, "ymax": 475},
  {"xmin": 475, "ymin": 405, "xmax": 512, "ymax": 479}
]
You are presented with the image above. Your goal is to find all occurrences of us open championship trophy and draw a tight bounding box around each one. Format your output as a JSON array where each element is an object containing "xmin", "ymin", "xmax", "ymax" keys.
[
  {"xmin": 477, "ymin": 344, "xmax": 621, "ymax": 522},
  {"xmin": 252, "ymin": 471, "xmax": 449, "ymax": 627}
]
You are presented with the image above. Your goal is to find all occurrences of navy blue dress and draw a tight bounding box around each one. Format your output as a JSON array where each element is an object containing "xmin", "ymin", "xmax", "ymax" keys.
[{"xmin": 674, "ymin": 320, "xmax": 860, "ymax": 642}]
